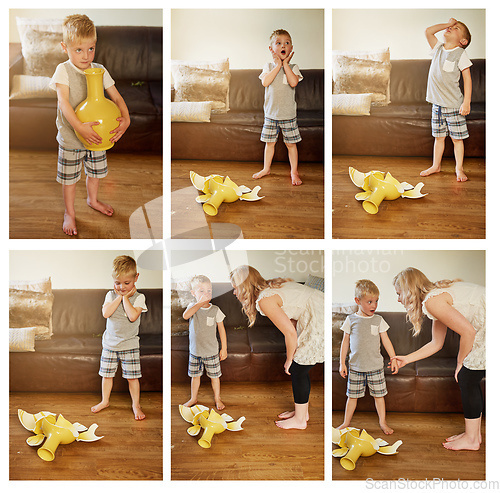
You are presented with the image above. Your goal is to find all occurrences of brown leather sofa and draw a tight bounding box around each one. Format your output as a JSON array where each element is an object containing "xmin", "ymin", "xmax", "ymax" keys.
[
  {"xmin": 332, "ymin": 311, "xmax": 485, "ymax": 413},
  {"xmin": 172, "ymin": 283, "xmax": 324, "ymax": 383},
  {"xmin": 9, "ymin": 289, "xmax": 162, "ymax": 392},
  {"xmin": 9, "ymin": 26, "xmax": 162, "ymax": 153},
  {"xmin": 333, "ymin": 59, "xmax": 485, "ymax": 157},
  {"xmin": 171, "ymin": 69, "xmax": 324, "ymax": 163}
]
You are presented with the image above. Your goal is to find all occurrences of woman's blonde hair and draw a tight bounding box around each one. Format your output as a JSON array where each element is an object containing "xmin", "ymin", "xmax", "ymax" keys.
[
  {"xmin": 229, "ymin": 265, "xmax": 292, "ymax": 327},
  {"xmin": 393, "ymin": 267, "xmax": 460, "ymax": 335}
]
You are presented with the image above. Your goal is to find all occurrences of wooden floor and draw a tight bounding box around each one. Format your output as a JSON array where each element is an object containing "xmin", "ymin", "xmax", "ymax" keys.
[
  {"xmin": 171, "ymin": 381, "xmax": 324, "ymax": 480},
  {"xmin": 9, "ymin": 149, "xmax": 162, "ymax": 239},
  {"xmin": 332, "ymin": 411, "xmax": 485, "ymax": 480},
  {"xmin": 172, "ymin": 160, "xmax": 324, "ymax": 239},
  {"xmin": 333, "ymin": 156, "xmax": 485, "ymax": 239},
  {"xmin": 10, "ymin": 392, "xmax": 162, "ymax": 480}
]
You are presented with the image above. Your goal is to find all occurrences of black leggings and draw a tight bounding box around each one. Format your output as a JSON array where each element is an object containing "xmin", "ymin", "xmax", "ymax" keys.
[
  {"xmin": 289, "ymin": 361, "xmax": 315, "ymax": 404},
  {"xmin": 457, "ymin": 366, "xmax": 485, "ymax": 419}
]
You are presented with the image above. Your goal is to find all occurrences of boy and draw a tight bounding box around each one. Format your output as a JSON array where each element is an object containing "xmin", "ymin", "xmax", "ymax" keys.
[
  {"xmin": 91, "ymin": 255, "xmax": 147, "ymax": 420},
  {"xmin": 338, "ymin": 280, "xmax": 398, "ymax": 435},
  {"xmin": 421, "ymin": 18, "xmax": 472, "ymax": 182},
  {"xmin": 253, "ymin": 29, "xmax": 303, "ymax": 186},
  {"xmin": 183, "ymin": 275, "xmax": 227, "ymax": 410},
  {"xmin": 50, "ymin": 14, "xmax": 130, "ymax": 236}
]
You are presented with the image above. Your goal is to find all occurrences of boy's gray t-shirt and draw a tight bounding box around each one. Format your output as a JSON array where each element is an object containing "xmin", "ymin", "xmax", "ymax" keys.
[
  {"xmin": 102, "ymin": 291, "xmax": 148, "ymax": 351},
  {"xmin": 49, "ymin": 60, "xmax": 115, "ymax": 150},
  {"xmin": 188, "ymin": 303, "xmax": 226, "ymax": 358},
  {"xmin": 341, "ymin": 313, "xmax": 389, "ymax": 372},
  {"xmin": 259, "ymin": 63, "xmax": 303, "ymax": 120},
  {"xmin": 426, "ymin": 42, "xmax": 472, "ymax": 109}
]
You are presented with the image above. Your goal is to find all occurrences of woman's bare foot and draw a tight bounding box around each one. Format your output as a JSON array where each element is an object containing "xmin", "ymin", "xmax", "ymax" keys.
[
  {"xmin": 91, "ymin": 401, "xmax": 109, "ymax": 413},
  {"xmin": 291, "ymin": 172, "xmax": 302, "ymax": 185},
  {"xmin": 182, "ymin": 397, "xmax": 198, "ymax": 407},
  {"xmin": 215, "ymin": 398, "xmax": 225, "ymax": 411},
  {"xmin": 275, "ymin": 415, "xmax": 307, "ymax": 430},
  {"xmin": 253, "ymin": 169, "xmax": 270, "ymax": 180},
  {"xmin": 443, "ymin": 434, "xmax": 480, "ymax": 450},
  {"xmin": 456, "ymin": 168, "xmax": 468, "ymax": 182},
  {"xmin": 133, "ymin": 405, "xmax": 146, "ymax": 420},
  {"xmin": 87, "ymin": 198, "xmax": 114, "ymax": 216},
  {"xmin": 336, "ymin": 422, "xmax": 350, "ymax": 430},
  {"xmin": 278, "ymin": 410, "xmax": 309, "ymax": 421},
  {"xmin": 420, "ymin": 165, "xmax": 441, "ymax": 177},
  {"xmin": 446, "ymin": 431, "xmax": 482, "ymax": 444},
  {"xmin": 380, "ymin": 422, "xmax": 394, "ymax": 435},
  {"xmin": 63, "ymin": 212, "xmax": 78, "ymax": 236}
]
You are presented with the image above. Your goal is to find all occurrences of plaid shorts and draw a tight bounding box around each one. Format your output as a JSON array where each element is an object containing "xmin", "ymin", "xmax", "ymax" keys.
[
  {"xmin": 260, "ymin": 117, "xmax": 302, "ymax": 144},
  {"xmin": 431, "ymin": 104, "xmax": 469, "ymax": 140},
  {"xmin": 347, "ymin": 368, "xmax": 387, "ymax": 398},
  {"xmin": 188, "ymin": 353, "xmax": 222, "ymax": 379},
  {"xmin": 99, "ymin": 348, "xmax": 142, "ymax": 379},
  {"xmin": 57, "ymin": 146, "xmax": 108, "ymax": 185}
]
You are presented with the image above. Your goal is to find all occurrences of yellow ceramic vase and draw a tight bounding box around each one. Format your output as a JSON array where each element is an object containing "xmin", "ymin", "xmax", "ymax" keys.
[
  {"xmin": 340, "ymin": 429, "xmax": 378, "ymax": 470},
  {"xmin": 37, "ymin": 415, "xmax": 79, "ymax": 462},
  {"xmin": 75, "ymin": 67, "xmax": 121, "ymax": 151}
]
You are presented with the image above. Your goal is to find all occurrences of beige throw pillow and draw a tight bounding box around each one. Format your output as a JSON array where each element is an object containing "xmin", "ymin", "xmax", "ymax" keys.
[
  {"xmin": 333, "ymin": 56, "xmax": 391, "ymax": 106},
  {"xmin": 21, "ymin": 29, "xmax": 67, "ymax": 77},
  {"xmin": 172, "ymin": 65, "xmax": 231, "ymax": 114},
  {"xmin": 9, "ymin": 289, "xmax": 54, "ymax": 340},
  {"xmin": 171, "ymin": 101, "xmax": 212, "ymax": 122},
  {"xmin": 9, "ymin": 75, "xmax": 56, "ymax": 100},
  {"xmin": 9, "ymin": 327, "xmax": 36, "ymax": 352},
  {"xmin": 332, "ymin": 93, "xmax": 372, "ymax": 116}
]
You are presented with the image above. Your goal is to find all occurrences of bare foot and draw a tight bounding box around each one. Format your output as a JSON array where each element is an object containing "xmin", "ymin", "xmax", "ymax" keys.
[
  {"xmin": 91, "ymin": 401, "xmax": 109, "ymax": 414},
  {"xmin": 456, "ymin": 169, "xmax": 468, "ymax": 182},
  {"xmin": 420, "ymin": 165, "xmax": 441, "ymax": 177},
  {"xmin": 442, "ymin": 434, "xmax": 480, "ymax": 450},
  {"xmin": 380, "ymin": 422, "xmax": 394, "ymax": 435},
  {"xmin": 215, "ymin": 398, "xmax": 225, "ymax": 411},
  {"xmin": 133, "ymin": 405, "xmax": 146, "ymax": 420},
  {"xmin": 275, "ymin": 416, "xmax": 307, "ymax": 430},
  {"xmin": 278, "ymin": 410, "xmax": 309, "ymax": 421},
  {"xmin": 253, "ymin": 169, "xmax": 270, "ymax": 180},
  {"xmin": 87, "ymin": 198, "xmax": 114, "ymax": 216},
  {"xmin": 446, "ymin": 431, "xmax": 482, "ymax": 444},
  {"xmin": 336, "ymin": 422, "xmax": 350, "ymax": 430},
  {"xmin": 291, "ymin": 172, "xmax": 302, "ymax": 186},
  {"xmin": 63, "ymin": 212, "xmax": 78, "ymax": 236},
  {"xmin": 182, "ymin": 397, "xmax": 198, "ymax": 407}
]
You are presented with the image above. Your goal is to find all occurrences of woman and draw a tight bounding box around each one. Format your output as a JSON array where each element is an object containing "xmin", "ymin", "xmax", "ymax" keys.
[
  {"xmin": 392, "ymin": 267, "xmax": 485, "ymax": 450},
  {"xmin": 230, "ymin": 265, "xmax": 324, "ymax": 430}
]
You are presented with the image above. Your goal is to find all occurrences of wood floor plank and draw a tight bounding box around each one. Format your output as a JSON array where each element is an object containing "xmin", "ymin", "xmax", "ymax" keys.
[
  {"xmin": 171, "ymin": 381, "xmax": 324, "ymax": 480},
  {"xmin": 332, "ymin": 411, "xmax": 485, "ymax": 480},
  {"xmin": 9, "ymin": 150, "xmax": 162, "ymax": 239},
  {"xmin": 333, "ymin": 156, "xmax": 485, "ymax": 239},
  {"xmin": 172, "ymin": 160, "xmax": 324, "ymax": 239},
  {"xmin": 10, "ymin": 392, "xmax": 162, "ymax": 480}
]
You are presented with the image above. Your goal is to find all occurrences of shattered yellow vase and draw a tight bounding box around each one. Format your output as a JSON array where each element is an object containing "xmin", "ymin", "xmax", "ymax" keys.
[
  {"xmin": 75, "ymin": 67, "xmax": 121, "ymax": 151},
  {"xmin": 349, "ymin": 167, "xmax": 427, "ymax": 214},
  {"xmin": 18, "ymin": 409, "xmax": 103, "ymax": 461},
  {"xmin": 333, "ymin": 427, "xmax": 402, "ymax": 470},
  {"xmin": 190, "ymin": 171, "xmax": 264, "ymax": 216},
  {"xmin": 179, "ymin": 404, "xmax": 245, "ymax": 448}
]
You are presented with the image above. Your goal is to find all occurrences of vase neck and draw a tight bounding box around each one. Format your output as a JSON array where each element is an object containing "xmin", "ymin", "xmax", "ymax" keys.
[{"xmin": 84, "ymin": 68, "xmax": 105, "ymax": 100}]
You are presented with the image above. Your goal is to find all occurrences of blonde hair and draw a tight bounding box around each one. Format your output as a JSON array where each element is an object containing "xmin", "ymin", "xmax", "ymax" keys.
[
  {"xmin": 229, "ymin": 265, "xmax": 292, "ymax": 327},
  {"xmin": 112, "ymin": 255, "xmax": 137, "ymax": 278},
  {"xmin": 190, "ymin": 274, "xmax": 212, "ymax": 290},
  {"xmin": 270, "ymin": 29, "xmax": 292, "ymax": 44},
  {"xmin": 62, "ymin": 14, "xmax": 96, "ymax": 46},
  {"xmin": 457, "ymin": 21, "xmax": 472, "ymax": 47},
  {"xmin": 393, "ymin": 267, "xmax": 460, "ymax": 335},
  {"xmin": 355, "ymin": 279, "xmax": 379, "ymax": 300}
]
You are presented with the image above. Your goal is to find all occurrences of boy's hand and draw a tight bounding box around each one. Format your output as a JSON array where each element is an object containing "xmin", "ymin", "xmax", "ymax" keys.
[
  {"xmin": 123, "ymin": 286, "xmax": 137, "ymax": 299},
  {"xmin": 219, "ymin": 348, "xmax": 227, "ymax": 361},
  {"xmin": 447, "ymin": 18, "xmax": 458, "ymax": 27},
  {"xmin": 339, "ymin": 364, "xmax": 347, "ymax": 378},
  {"xmin": 269, "ymin": 47, "xmax": 282, "ymax": 67},
  {"xmin": 109, "ymin": 116, "xmax": 130, "ymax": 143},
  {"xmin": 459, "ymin": 101, "xmax": 470, "ymax": 116},
  {"xmin": 283, "ymin": 51, "xmax": 294, "ymax": 66},
  {"xmin": 113, "ymin": 287, "xmax": 123, "ymax": 298},
  {"xmin": 77, "ymin": 121, "xmax": 102, "ymax": 145}
]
